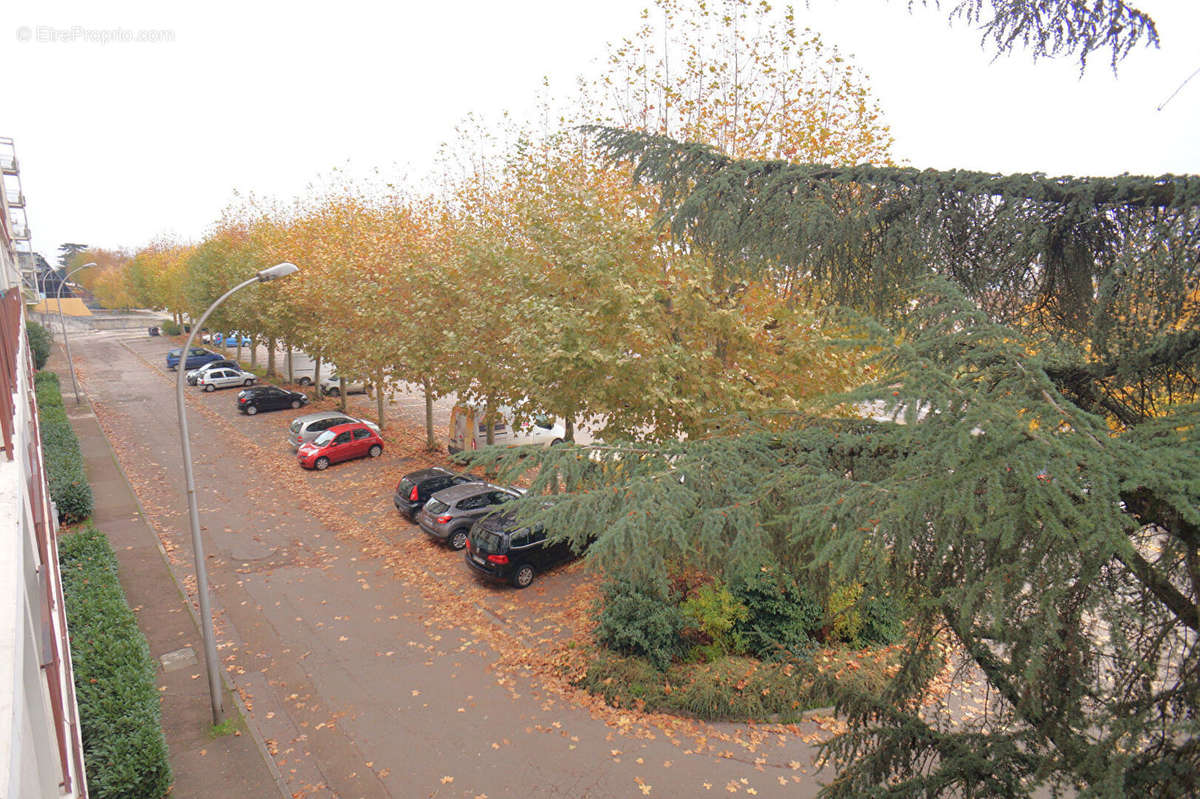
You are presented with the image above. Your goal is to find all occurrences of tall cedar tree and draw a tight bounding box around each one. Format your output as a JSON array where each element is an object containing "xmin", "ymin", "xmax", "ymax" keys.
[{"xmin": 468, "ymin": 33, "xmax": 1196, "ymax": 799}]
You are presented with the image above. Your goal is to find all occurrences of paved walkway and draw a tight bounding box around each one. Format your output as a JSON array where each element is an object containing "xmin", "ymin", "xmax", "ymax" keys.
[{"xmin": 49, "ymin": 350, "xmax": 287, "ymax": 799}]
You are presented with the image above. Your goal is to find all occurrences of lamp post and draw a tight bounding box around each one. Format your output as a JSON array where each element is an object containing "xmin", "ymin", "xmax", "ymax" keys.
[
  {"xmin": 57, "ymin": 262, "xmax": 95, "ymax": 404},
  {"xmin": 176, "ymin": 262, "xmax": 298, "ymax": 725}
]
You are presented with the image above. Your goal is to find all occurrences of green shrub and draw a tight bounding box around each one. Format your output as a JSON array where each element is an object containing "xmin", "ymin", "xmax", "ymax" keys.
[
  {"xmin": 59, "ymin": 526, "xmax": 171, "ymax": 799},
  {"xmin": 730, "ymin": 566, "xmax": 822, "ymax": 660},
  {"xmin": 828, "ymin": 582, "xmax": 865, "ymax": 644},
  {"xmin": 26, "ymin": 320, "xmax": 53, "ymax": 369},
  {"xmin": 595, "ymin": 576, "xmax": 687, "ymax": 670},
  {"xmin": 34, "ymin": 371, "xmax": 93, "ymax": 522},
  {"xmin": 679, "ymin": 581, "xmax": 747, "ymax": 661},
  {"xmin": 160, "ymin": 320, "xmax": 181, "ymax": 336},
  {"xmin": 859, "ymin": 593, "xmax": 906, "ymax": 646}
]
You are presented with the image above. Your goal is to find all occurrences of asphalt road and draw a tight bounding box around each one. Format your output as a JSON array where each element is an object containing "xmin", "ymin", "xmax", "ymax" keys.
[{"xmin": 72, "ymin": 327, "xmax": 832, "ymax": 799}]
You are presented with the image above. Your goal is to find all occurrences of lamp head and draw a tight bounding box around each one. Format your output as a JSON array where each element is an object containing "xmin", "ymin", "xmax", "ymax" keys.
[{"xmin": 258, "ymin": 262, "xmax": 299, "ymax": 282}]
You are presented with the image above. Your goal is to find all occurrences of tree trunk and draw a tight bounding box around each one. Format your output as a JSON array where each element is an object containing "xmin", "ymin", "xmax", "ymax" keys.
[
  {"xmin": 565, "ymin": 415, "xmax": 575, "ymax": 443},
  {"xmin": 314, "ymin": 357, "xmax": 322, "ymax": 394},
  {"xmin": 250, "ymin": 337, "xmax": 258, "ymax": 368},
  {"xmin": 286, "ymin": 346, "xmax": 294, "ymax": 384},
  {"xmin": 339, "ymin": 376, "xmax": 347, "ymax": 412},
  {"xmin": 423, "ymin": 377, "xmax": 436, "ymax": 450},
  {"xmin": 266, "ymin": 338, "xmax": 277, "ymax": 377},
  {"xmin": 375, "ymin": 368, "xmax": 385, "ymax": 429}
]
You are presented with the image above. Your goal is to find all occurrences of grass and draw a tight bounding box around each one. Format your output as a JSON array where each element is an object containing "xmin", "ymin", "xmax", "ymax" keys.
[
  {"xmin": 576, "ymin": 643, "xmax": 909, "ymax": 723},
  {"xmin": 209, "ymin": 714, "xmax": 243, "ymax": 739}
]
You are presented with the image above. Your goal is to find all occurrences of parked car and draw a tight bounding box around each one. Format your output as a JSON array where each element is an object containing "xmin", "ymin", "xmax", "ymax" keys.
[
  {"xmin": 166, "ymin": 347, "xmax": 224, "ymax": 371},
  {"xmin": 416, "ymin": 483, "xmax": 523, "ymax": 550},
  {"xmin": 285, "ymin": 350, "xmax": 318, "ymax": 385},
  {"xmin": 287, "ymin": 411, "xmax": 380, "ymax": 449},
  {"xmin": 237, "ymin": 386, "xmax": 308, "ymax": 415},
  {"xmin": 464, "ymin": 510, "xmax": 575, "ymax": 588},
  {"xmin": 393, "ymin": 467, "xmax": 482, "ymax": 522},
  {"xmin": 319, "ymin": 372, "xmax": 368, "ymax": 397},
  {"xmin": 186, "ymin": 359, "xmax": 241, "ymax": 385},
  {"xmin": 296, "ymin": 422, "xmax": 384, "ymax": 470},
  {"xmin": 225, "ymin": 331, "xmax": 252, "ymax": 347},
  {"xmin": 197, "ymin": 367, "xmax": 257, "ymax": 391},
  {"xmin": 447, "ymin": 403, "xmax": 566, "ymax": 453}
]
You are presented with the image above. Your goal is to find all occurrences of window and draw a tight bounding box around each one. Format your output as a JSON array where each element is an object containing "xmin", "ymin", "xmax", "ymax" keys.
[
  {"xmin": 510, "ymin": 531, "xmax": 529, "ymax": 548},
  {"xmin": 458, "ymin": 495, "xmax": 487, "ymax": 510},
  {"xmin": 491, "ymin": 492, "xmax": 514, "ymax": 504},
  {"xmin": 333, "ymin": 432, "xmax": 352, "ymax": 445},
  {"xmin": 352, "ymin": 428, "xmax": 371, "ymax": 440}
]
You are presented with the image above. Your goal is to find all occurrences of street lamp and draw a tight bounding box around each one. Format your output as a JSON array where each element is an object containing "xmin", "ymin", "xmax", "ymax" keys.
[
  {"xmin": 176, "ymin": 262, "xmax": 298, "ymax": 725},
  {"xmin": 57, "ymin": 262, "xmax": 95, "ymax": 404}
]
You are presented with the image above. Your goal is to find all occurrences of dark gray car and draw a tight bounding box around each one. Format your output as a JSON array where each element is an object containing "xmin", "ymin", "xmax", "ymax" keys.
[{"xmin": 416, "ymin": 483, "xmax": 524, "ymax": 550}]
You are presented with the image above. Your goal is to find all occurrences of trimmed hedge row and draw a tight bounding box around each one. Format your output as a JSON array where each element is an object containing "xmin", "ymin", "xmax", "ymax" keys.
[
  {"xmin": 59, "ymin": 526, "xmax": 171, "ymax": 799},
  {"xmin": 26, "ymin": 320, "xmax": 53, "ymax": 369},
  {"xmin": 34, "ymin": 371, "xmax": 94, "ymax": 522}
]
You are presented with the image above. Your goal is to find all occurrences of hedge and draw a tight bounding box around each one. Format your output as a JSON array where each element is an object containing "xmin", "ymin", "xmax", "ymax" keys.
[
  {"xmin": 59, "ymin": 526, "xmax": 171, "ymax": 799},
  {"xmin": 26, "ymin": 320, "xmax": 53, "ymax": 369},
  {"xmin": 34, "ymin": 371, "xmax": 94, "ymax": 522}
]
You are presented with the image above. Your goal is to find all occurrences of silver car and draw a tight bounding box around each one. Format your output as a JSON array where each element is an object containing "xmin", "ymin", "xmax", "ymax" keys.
[
  {"xmin": 415, "ymin": 482, "xmax": 524, "ymax": 550},
  {"xmin": 287, "ymin": 410, "xmax": 381, "ymax": 449},
  {"xmin": 196, "ymin": 368, "xmax": 257, "ymax": 391}
]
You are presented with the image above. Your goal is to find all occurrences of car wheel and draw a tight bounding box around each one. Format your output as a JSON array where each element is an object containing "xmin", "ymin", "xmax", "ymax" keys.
[
  {"xmin": 512, "ymin": 564, "xmax": 535, "ymax": 589},
  {"xmin": 246, "ymin": 405, "xmax": 258, "ymax": 415},
  {"xmin": 291, "ymin": 399, "xmax": 302, "ymax": 409},
  {"xmin": 449, "ymin": 529, "xmax": 469, "ymax": 550},
  {"xmin": 204, "ymin": 383, "xmax": 215, "ymax": 392},
  {"xmin": 315, "ymin": 457, "xmax": 330, "ymax": 471},
  {"xmin": 550, "ymin": 438, "xmax": 564, "ymax": 447},
  {"xmin": 368, "ymin": 444, "xmax": 382, "ymax": 458},
  {"xmin": 297, "ymin": 377, "xmax": 311, "ymax": 386},
  {"xmin": 327, "ymin": 387, "xmax": 341, "ymax": 397},
  {"xmin": 244, "ymin": 378, "xmax": 254, "ymax": 386}
]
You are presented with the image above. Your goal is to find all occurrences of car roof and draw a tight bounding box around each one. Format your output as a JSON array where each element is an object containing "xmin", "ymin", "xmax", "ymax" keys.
[
  {"xmin": 294, "ymin": 410, "xmax": 354, "ymax": 424},
  {"xmin": 403, "ymin": 467, "xmax": 457, "ymax": 482},
  {"xmin": 325, "ymin": 422, "xmax": 373, "ymax": 434},
  {"xmin": 244, "ymin": 385, "xmax": 287, "ymax": 394},
  {"xmin": 431, "ymin": 482, "xmax": 513, "ymax": 503}
]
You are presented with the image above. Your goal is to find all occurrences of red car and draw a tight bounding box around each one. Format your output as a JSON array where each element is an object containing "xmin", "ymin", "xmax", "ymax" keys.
[{"xmin": 297, "ymin": 422, "xmax": 383, "ymax": 470}]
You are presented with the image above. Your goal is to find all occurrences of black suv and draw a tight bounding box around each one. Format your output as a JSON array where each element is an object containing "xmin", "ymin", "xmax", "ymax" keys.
[
  {"xmin": 393, "ymin": 468, "xmax": 482, "ymax": 521},
  {"xmin": 464, "ymin": 511, "xmax": 575, "ymax": 588},
  {"xmin": 237, "ymin": 386, "xmax": 308, "ymax": 415}
]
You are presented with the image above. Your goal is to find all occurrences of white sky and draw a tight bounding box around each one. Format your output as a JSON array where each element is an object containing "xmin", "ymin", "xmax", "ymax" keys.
[{"xmin": 4, "ymin": 0, "xmax": 1198, "ymax": 261}]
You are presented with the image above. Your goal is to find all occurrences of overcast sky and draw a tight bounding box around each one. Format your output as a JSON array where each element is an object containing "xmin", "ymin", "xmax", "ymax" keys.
[{"xmin": 5, "ymin": 0, "xmax": 1198, "ymax": 261}]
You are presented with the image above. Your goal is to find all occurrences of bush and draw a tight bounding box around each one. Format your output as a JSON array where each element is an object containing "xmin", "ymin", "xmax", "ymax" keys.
[
  {"xmin": 827, "ymin": 582, "xmax": 865, "ymax": 644},
  {"xmin": 34, "ymin": 371, "xmax": 93, "ymax": 522},
  {"xmin": 59, "ymin": 526, "xmax": 171, "ymax": 799},
  {"xmin": 160, "ymin": 320, "xmax": 181, "ymax": 336},
  {"xmin": 595, "ymin": 576, "xmax": 687, "ymax": 670},
  {"xmin": 730, "ymin": 566, "xmax": 822, "ymax": 660},
  {"xmin": 26, "ymin": 320, "xmax": 53, "ymax": 369},
  {"xmin": 859, "ymin": 593, "xmax": 906, "ymax": 646},
  {"xmin": 679, "ymin": 581, "xmax": 747, "ymax": 661}
]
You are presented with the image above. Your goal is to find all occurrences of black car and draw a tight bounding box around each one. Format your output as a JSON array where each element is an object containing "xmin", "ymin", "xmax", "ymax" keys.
[
  {"xmin": 186, "ymin": 359, "xmax": 241, "ymax": 386},
  {"xmin": 464, "ymin": 511, "xmax": 575, "ymax": 588},
  {"xmin": 237, "ymin": 386, "xmax": 309, "ymax": 415},
  {"xmin": 393, "ymin": 467, "xmax": 482, "ymax": 522}
]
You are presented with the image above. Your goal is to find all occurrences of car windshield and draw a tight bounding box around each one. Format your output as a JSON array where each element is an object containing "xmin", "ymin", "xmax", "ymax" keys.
[{"xmin": 313, "ymin": 431, "xmax": 335, "ymax": 446}]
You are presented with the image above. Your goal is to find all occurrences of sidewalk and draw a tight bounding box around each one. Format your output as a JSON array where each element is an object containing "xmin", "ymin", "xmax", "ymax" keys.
[{"xmin": 50, "ymin": 353, "xmax": 286, "ymax": 799}]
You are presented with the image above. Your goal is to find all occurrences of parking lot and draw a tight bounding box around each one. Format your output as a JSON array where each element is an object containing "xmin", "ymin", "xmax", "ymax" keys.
[{"xmin": 70, "ymin": 327, "xmax": 832, "ymax": 798}]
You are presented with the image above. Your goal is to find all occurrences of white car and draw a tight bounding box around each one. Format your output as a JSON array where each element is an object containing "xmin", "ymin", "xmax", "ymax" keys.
[
  {"xmin": 319, "ymin": 372, "xmax": 368, "ymax": 397},
  {"xmin": 448, "ymin": 403, "xmax": 567, "ymax": 453},
  {"xmin": 197, "ymin": 368, "xmax": 257, "ymax": 392}
]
